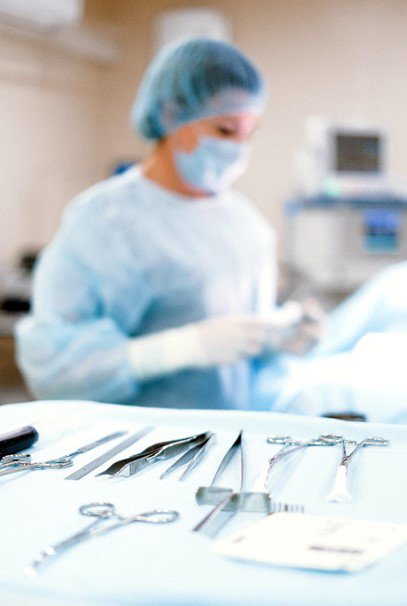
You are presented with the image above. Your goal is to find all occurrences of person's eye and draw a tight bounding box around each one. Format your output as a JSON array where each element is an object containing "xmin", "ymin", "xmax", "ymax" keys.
[{"xmin": 216, "ymin": 126, "xmax": 236, "ymax": 137}]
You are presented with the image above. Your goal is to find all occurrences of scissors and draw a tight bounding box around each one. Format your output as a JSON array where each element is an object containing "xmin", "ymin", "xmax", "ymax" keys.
[
  {"xmin": 26, "ymin": 502, "xmax": 179, "ymax": 575},
  {"xmin": 0, "ymin": 453, "xmax": 32, "ymax": 471},
  {"xmin": 326, "ymin": 436, "xmax": 390, "ymax": 503}
]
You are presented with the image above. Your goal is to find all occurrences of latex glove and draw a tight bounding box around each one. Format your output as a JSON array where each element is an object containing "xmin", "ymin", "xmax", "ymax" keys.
[
  {"xmin": 128, "ymin": 315, "xmax": 269, "ymax": 382},
  {"xmin": 264, "ymin": 299, "xmax": 326, "ymax": 355}
]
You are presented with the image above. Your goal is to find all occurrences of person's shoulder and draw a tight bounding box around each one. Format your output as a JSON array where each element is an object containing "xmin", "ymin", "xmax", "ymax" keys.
[{"xmin": 65, "ymin": 167, "xmax": 141, "ymax": 222}]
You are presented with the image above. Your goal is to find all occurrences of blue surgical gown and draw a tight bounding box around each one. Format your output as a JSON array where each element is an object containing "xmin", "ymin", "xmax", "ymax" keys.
[{"xmin": 16, "ymin": 168, "xmax": 276, "ymax": 408}]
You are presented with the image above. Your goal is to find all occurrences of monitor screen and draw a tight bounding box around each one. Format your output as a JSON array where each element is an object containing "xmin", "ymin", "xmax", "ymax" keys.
[{"xmin": 334, "ymin": 134, "xmax": 381, "ymax": 173}]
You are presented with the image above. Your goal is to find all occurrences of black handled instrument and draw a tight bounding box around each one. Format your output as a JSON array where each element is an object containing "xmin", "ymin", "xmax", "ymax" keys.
[{"xmin": 0, "ymin": 426, "xmax": 39, "ymax": 458}]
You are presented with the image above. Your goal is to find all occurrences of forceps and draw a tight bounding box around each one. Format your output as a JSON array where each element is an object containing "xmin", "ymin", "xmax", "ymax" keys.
[
  {"xmin": 160, "ymin": 433, "xmax": 216, "ymax": 480},
  {"xmin": 326, "ymin": 436, "xmax": 390, "ymax": 503},
  {"xmin": 195, "ymin": 430, "xmax": 245, "ymax": 503},
  {"xmin": 193, "ymin": 430, "xmax": 245, "ymax": 534},
  {"xmin": 26, "ymin": 502, "xmax": 179, "ymax": 575},
  {"xmin": 98, "ymin": 431, "xmax": 212, "ymax": 477}
]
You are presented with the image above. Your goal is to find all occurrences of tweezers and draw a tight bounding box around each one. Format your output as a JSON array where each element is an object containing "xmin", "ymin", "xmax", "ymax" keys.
[
  {"xmin": 195, "ymin": 430, "xmax": 244, "ymax": 499},
  {"xmin": 211, "ymin": 430, "xmax": 244, "ymax": 489},
  {"xmin": 160, "ymin": 433, "xmax": 215, "ymax": 480},
  {"xmin": 193, "ymin": 430, "xmax": 244, "ymax": 534},
  {"xmin": 97, "ymin": 431, "xmax": 212, "ymax": 478}
]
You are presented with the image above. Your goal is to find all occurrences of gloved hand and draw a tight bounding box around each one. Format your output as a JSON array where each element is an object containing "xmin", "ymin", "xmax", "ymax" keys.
[
  {"xmin": 264, "ymin": 299, "xmax": 326, "ymax": 355},
  {"xmin": 128, "ymin": 315, "xmax": 269, "ymax": 382},
  {"xmin": 190, "ymin": 315, "xmax": 269, "ymax": 365}
]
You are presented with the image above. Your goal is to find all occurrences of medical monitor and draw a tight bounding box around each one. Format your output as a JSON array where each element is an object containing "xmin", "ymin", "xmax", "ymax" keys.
[
  {"xmin": 298, "ymin": 118, "xmax": 388, "ymax": 197},
  {"xmin": 327, "ymin": 126, "xmax": 385, "ymax": 178},
  {"xmin": 334, "ymin": 133, "xmax": 381, "ymax": 173},
  {"xmin": 333, "ymin": 132, "xmax": 383, "ymax": 175}
]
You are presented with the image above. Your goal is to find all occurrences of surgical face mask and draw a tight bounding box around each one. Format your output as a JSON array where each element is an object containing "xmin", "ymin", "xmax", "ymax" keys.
[{"xmin": 174, "ymin": 136, "xmax": 250, "ymax": 195}]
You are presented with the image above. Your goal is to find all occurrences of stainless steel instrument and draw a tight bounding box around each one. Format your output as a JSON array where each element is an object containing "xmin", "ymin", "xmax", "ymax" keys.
[
  {"xmin": 0, "ymin": 453, "xmax": 32, "ymax": 472},
  {"xmin": 97, "ymin": 431, "xmax": 212, "ymax": 478},
  {"xmin": 326, "ymin": 436, "xmax": 390, "ymax": 502},
  {"xmin": 196, "ymin": 431, "xmax": 301, "ymax": 521},
  {"xmin": 253, "ymin": 433, "xmax": 344, "ymax": 492},
  {"xmin": 160, "ymin": 433, "xmax": 215, "ymax": 480},
  {"xmin": 210, "ymin": 430, "xmax": 245, "ymax": 489},
  {"xmin": 26, "ymin": 502, "xmax": 179, "ymax": 575},
  {"xmin": 0, "ymin": 456, "xmax": 73, "ymax": 476},
  {"xmin": 65, "ymin": 427, "xmax": 154, "ymax": 480},
  {"xmin": 0, "ymin": 430, "xmax": 129, "ymax": 478},
  {"xmin": 193, "ymin": 430, "xmax": 245, "ymax": 535},
  {"xmin": 196, "ymin": 433, "xmax": 343, "ymax": 504},
  {"xmin": 193, "ymin": 431, "xmax": 341, "ymax": 535},
  {"xmin": 61, "ymin": 431, "xmax": 127, "ymax": 459},
  {"xmin": 0, "ymin": 426, "xmax": 39, "ymax": 458}
]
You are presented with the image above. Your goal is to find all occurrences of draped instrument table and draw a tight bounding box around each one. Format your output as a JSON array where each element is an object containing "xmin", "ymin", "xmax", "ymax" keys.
[{"xmin": 0, "ymin": 400, "xmax": 406, "ymax": 606}]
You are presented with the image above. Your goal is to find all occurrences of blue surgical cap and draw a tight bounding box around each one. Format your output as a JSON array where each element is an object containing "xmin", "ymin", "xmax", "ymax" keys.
[{"xmin": 132, "ymin": 38, "xmax": 266, "ymax": 140}]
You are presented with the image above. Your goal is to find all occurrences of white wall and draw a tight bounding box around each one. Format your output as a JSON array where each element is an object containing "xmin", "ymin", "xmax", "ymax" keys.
[
  {"xmin": 0, "ymin": 5, "xmax": 112, "ymax": 267},
  {"xmin": 1, "ymin": 0, "xmax": 407, "ymax": 267}
]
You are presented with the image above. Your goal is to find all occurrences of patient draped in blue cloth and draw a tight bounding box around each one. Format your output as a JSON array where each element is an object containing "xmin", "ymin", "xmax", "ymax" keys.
[{"xmin": 256, "ymin": 261, "xmax": 407, "ymax": 423}]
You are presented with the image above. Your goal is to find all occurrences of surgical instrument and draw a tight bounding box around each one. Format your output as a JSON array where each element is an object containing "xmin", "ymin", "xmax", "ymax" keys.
[
  {"xmin": 194, "ymin": 431, "xmax": 305, "ymax": 535},
  {"xmin": 159, "ymin": 437, "xmax": 207, "ymax": 479},
  {"xmin": 254, "ymin": 433, "xmax": 344, "ymax": 492},
  {"xmin": 0, "ymin": 456, "xmax": 73, "ymax": 477},
  {"xmin": 326, "ymin": 436, "xmax": 390, "ymax": 503},
  {"xmin": 251, "ymin": 435, "xmax": 294, "ymax": 493},
  {"xmin": 26, "ymin": 502, "xmax": 179, "ymax": 575},
  {"xmin": 194, "ymin": 433, "xmax": 341, "ymax": 532},
  {"xmin": 58, "ymin": 431, "xmax": 127, "ymax": 460},
  {"xmin": 194, "ymin": 431, "xmax": 246, "ymax": 534},
  {"xmin": 195, "ymin": 430, "xmax": 245, "ymax": 503},
  {"xmin": 0, "ymin": 431, "xmax": 128, "ymax": 478},
  {"xmin": 97, "ymin": 431, "xmax": 212, "ymax": 478},
  {"xmin": 211, "ymin": 430, "xmax": 245, "ymax": 489},
  {"xmin": 160, "ymin": 432, "xmax": 215, "ymax": 480},
  {"xmin": 0, "ymin": 453, "xmax": 32, "ymax": 472},
  {"xmin": 65, "ymin": 427, "xmax": 154, "ymax": 480},
  {"xmin": 0, "ymin": 426, "xmax": 38, "ymax": 458},
  {"xmin": 196, "ymin": 433, "xmax": 343, "ymax": 506},
  {"xmin": 201, "ymin": 434, "xmax": 341, "ymax": 497}
]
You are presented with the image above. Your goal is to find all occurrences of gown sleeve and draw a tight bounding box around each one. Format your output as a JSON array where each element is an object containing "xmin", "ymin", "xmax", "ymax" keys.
[{"xmin": 15, "ymin": 191, "xmax": 151, "ymax": 404}]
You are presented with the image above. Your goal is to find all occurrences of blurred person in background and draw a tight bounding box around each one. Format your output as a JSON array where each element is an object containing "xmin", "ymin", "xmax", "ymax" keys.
[{"xmin": 16, "ymin": 38, "xmax": 320, "ymax": 409}]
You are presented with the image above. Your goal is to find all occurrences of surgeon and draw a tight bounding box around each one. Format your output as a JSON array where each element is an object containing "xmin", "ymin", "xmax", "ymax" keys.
[{"xmin": 16, "ymin": 38, "xmax": 317, "ymax": 408}]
